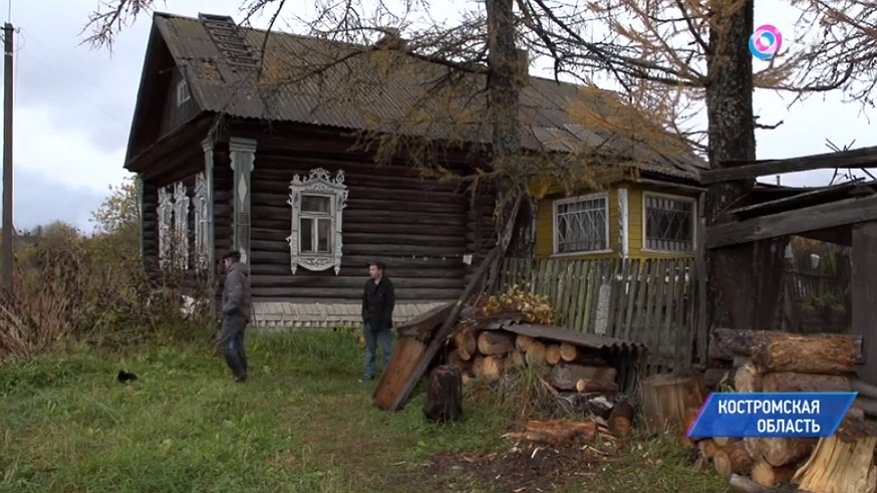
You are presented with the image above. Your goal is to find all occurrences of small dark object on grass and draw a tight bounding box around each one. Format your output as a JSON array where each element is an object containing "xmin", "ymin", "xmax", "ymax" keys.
[
  {"xmin": 423, "ymin": 365, "xmax": 463, "ymax": 423},
  {"xmin": 117, "ymin": 370, "xmax": 138, "ymax": 383}
]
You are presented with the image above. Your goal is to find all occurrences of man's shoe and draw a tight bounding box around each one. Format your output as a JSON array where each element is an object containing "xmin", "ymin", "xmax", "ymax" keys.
[{"xmin": 234, "ymin": 374, "xmax": 248, "ymax": 383}]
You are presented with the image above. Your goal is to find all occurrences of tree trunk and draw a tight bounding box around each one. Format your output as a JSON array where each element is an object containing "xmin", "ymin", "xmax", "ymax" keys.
[
  {"xmin": 423, "ymin": 365, "xmax": 463, "ymax": 423},
  {"xmin": 705, "ymin": 0, "xmax": 787, "ymax": 334},
  {"xmin": 762, "ymin": 372, "xmax": 851, "ymax": 392},
  {"xmin": 752, "ymin": 332, "xmax": 862, "ymax": 375}
]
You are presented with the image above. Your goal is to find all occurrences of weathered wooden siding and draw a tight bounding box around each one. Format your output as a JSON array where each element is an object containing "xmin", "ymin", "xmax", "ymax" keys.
[
  {"xmin": 159, "ymin": 68, "xmax": 199, "ymax": 138},
  {"xmin": 535, "ymin": 182, "xmax": 699, "ymax": 260},
  {"xmin": 246, "ymin": 146, "xmax": 494, "ymax": 302}
]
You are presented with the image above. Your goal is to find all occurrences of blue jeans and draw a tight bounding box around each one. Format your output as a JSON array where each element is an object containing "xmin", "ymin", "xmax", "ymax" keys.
[
  {"xmin": 363, "ymin": 323, "xmax": 393, "ymax": 378},
  {"xmin": 219, "ymin": 315, "xmax": 248, "ymax": 379}
]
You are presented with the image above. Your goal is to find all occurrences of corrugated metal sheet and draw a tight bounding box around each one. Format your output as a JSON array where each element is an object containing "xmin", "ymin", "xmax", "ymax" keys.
[
  {"xmin": 154, "ymin": 12, "xmax": 706, "ymax": 180},
  {"xmin": 482, "ymin": 319, "xmax": 647, "ymax": 352}
]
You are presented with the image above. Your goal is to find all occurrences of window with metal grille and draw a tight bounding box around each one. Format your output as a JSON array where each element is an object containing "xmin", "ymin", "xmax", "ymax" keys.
[
  {"xmin": 554, "ymin": 194, "xmax": 609, "ymax": 254},
  {"xmin": 299, "ymin": 194, "xmax": 333, "ymax": 254},
  {"xmin": 644, "ymin": 193, "xmax": 695, "ymax": 252}
]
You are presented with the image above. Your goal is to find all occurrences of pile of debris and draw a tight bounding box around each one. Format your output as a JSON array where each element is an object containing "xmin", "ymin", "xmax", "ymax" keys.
[{"xmin": 686, "ymin": 330, "xmax": 877, "ymax": 493}]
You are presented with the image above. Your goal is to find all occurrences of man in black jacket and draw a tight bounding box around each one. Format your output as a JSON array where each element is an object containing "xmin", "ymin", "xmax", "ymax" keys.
[{"xmin": 361, "ymin": 261, "xmax": 395, "ymax": 380}]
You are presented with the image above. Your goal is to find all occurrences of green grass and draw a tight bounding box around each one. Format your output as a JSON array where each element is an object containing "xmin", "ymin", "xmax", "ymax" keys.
[{"xmin": 0, "ymin": 330, "xmax": 732, "ymax": 493}]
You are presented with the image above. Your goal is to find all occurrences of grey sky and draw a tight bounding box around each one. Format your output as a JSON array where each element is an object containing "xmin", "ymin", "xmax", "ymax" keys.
[{"xmin": 3, "ymin": 0, "xmax": 875, "ymax": 231}]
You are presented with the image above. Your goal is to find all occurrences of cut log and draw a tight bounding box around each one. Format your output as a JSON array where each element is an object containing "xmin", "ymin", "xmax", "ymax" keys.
[
  {"xmin": 608, "ymin": 400, "xmax": 634, "ymax": 438},
  {"xmin": 747, "ymin": 438, "xmax": 815, "ymax": 467},
  {"xmin": 422, "ymin": 365, "xmax": 463, "ymax": 423},
  {"xmin": 545, "ymin": 344, "xmax": 562, "ymax": 365},
  {"xmin": 550, "ymin": 363, "xmax": 617, "ymax": 391},
  {"xmin": 708, "ymin": 328, "xmax": 769, "ymax": 361},
  {"xmin": 714, "ymin": 441, "xmax": 755, "ymax": 478},
  {"xmin": 639, "ymin": 374, "xmax": 707, "ymax": 434},
  {"xmin": 699, "ymin": 439, "xmax": 719, "ymax": 460},
  {"xmin": 507, "ymin": 350, "xmax": 526, "ymax": 369},
  {"xmin": 733, "ymin": 361, "xmax": 761, "ymax": 392},
  {"xmin": 560, "ymin": 342, "xmax": 577, "ymax": 362},
  {"xmin": 728, "ymin": 473, "xmax": 772, "ymax": 493},
  {"xmin": 453, "ymin": 327, "xmax": 477, "ymax": 361},
  {"xmin": 751, "ymin": 332, "xmax": 863, "ymax": 375},
  {"xmin": 793, "ymin": 435, "xmax": 877, "ymax": 493},
  {"xmin": 477, "ymin": 331, "xmax": 515, "ymax": 356},
  {"xmin": 472, "ymin": 355, "xmax": 485, "ymax": 377},
  {"xmin": 526, "ymin": 340, "xmax": 546, "ymax": 365},
  {"xmin": 525, "ymin": 419, "xmax": 597, "ymax": 445},
  {"xmin": 761, "ymin": 372, "xmax": 851, "ymax": 392},
  {"xmin": 480, "ymin": 355, "xmax": 504, "ymax": 380},
  {"xmin": 515, "ymin": 334, "xmax": 534, "ymax": 352},
  {"xmin": 751, "ymin": 460, "xmax": 796, "ymax": 488},
  {"xmin": 575, "ymin": 377, "xmax": 619, "ymax": 393},
  {"xmin": 714, "ymin": 437, "xmax": 738, "ymax": 448},
  {"xmin": 446, "ymin": 348, "xmax": 473, "ymax": 376}
]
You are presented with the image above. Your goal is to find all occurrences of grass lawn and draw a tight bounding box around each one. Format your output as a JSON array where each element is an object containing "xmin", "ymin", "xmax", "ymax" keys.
[{"xmin": 0, "ymin": 330, "xmax": 733, "ymax": 493}]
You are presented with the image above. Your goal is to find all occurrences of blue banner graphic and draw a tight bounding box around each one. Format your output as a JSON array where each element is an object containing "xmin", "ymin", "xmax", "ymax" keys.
[{"xmin": 687, "ymin": 392, "xmax": 857, "ymax": 439}]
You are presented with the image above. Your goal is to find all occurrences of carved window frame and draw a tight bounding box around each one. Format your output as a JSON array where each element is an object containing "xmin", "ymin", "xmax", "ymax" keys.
[
  {"xmin": 172, "ymin": 181, "xmax": 191, "ymax": 270},
  {"xmin": 193, "ymin": 172, "xmax": 209, "ymax": 270},
  {"xmin": 287, "ymin": 168, "xmax": 348, "ymax": 275},
  {"xmin": 157, "ymin": 186, "xmax": 174, "ymax": 269}
]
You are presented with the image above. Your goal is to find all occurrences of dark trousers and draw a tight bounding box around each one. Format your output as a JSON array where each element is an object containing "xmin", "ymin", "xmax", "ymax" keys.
[
  {"xmin": 363, "ymin": 323, "xmax": 393, "ymax": 378},
  {"xmin": 219, "ymin": 315, "xmax": 248, "ymax": 379}
]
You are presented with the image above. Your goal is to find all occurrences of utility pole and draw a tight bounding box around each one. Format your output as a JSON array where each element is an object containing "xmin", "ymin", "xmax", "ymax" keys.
[{"xmin": 1, "ymin": 22, "xmax": 13, "ymax": 295}]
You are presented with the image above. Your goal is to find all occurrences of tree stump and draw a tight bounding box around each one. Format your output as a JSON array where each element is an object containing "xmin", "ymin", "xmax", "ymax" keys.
[
  {"xmin": 423, "ymin": 365, "xmax": 463, "ymax": 423},
  {"xmin": 639, "ymin": 374, "xmax": 707, "ymax": 434},
  {"xmin": 792, "ymin": 414, "xmax": 877, "ymax": 493}
]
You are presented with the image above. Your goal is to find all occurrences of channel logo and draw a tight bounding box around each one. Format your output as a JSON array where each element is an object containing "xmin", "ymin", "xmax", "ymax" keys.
[{"xmin": 749, "ymin": 24, "xmax": 783, "ymax": 60}]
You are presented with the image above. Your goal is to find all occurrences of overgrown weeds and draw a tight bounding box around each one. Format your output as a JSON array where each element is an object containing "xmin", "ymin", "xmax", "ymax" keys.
[
  {"xmin": 466, "ymin": 362, "xmax": 576, "ymax": 424},
  {"xmin": 0, "ymin": 222, "xmax": 213, "ymax": 360}
]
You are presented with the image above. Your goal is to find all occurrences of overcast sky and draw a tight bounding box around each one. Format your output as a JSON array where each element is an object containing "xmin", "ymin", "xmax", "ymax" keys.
[{"xmin": 4, "ymin": 0, "xmax": 875, "ymax": 231}]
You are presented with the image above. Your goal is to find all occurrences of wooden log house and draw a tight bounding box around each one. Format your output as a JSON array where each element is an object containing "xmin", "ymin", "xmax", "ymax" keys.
[{"xmin": 124, "ymin": 11, "xmax": 705, "ymax": 329}]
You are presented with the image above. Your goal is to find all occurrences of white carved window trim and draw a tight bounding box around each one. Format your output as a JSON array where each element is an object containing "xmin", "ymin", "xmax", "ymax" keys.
[
  {"xmin": 287, "ymin": 168, "xmax": 348, "ymax": 275},
  {"xmin": 193, "ymin": 172, "xmax": 209, "ymax": 270},
  {"xmin": 157, "ymin": 186, "xmax": 174, "ymax": 269},
  {"xmin": 172, "ymin": 181, "xmax": 191, "ymax": 270}
]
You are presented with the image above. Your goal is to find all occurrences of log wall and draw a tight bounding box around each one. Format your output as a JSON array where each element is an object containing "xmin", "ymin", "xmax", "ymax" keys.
[{"xmin": 247, "ymin": 145, "xmax": 495, "ymax": 302}]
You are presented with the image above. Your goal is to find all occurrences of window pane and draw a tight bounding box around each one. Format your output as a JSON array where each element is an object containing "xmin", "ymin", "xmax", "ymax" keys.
[
  {"xmin": 555, "ymin": 196, "xmax": 608, "ymax": 253},
  {"xmin": 317, "ymin": 219, "xmax": 332, "ymax": 253},
  {"xmin": 300, "ymin": 217, "xmax": 314, "ymax": 253},
  {"xmin": 302, "ymin": 195, "xmax": 331, "ymax": 214},
  {"xmin": 645, "ymin": 195, "xmax": 694, "ymax": 252}
]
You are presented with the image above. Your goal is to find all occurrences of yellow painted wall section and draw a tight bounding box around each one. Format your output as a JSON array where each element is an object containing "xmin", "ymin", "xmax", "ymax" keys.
[{"xmin": 535, "ymin": 182, "xmax": 699, "ymax": 260}]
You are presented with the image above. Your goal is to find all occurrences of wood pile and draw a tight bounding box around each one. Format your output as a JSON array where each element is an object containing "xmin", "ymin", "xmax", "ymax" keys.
[
  {"xmin": 687, "ymin": 331, "xmax": 877, "ymax": 493},
  {"xmin": 443, "ymin": 285, "xmax": 636, "ymax": 435}
]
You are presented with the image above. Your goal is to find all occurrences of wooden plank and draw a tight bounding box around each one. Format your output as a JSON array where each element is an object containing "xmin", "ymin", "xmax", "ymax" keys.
[
  {"xmin": 701, "ymin": 144, "xmax": 877, "ymax": 184},
  {"xmin": 706, "ymin": 194, "xmax": 877, "ymax": 249},
  {"xmin": 853, "ymin": 221, "xmax": 877, "ymax": 386},
  {"xmin": 613, "ymin": 259, "xmax": 631, "ymax": 338},
  {"xmin": 623, "ymin": 259, "xmax": 642, "ymax": 341},
  {"xmin": 572, "ymin": 260, "xmax": 589, "ymax": 332}
]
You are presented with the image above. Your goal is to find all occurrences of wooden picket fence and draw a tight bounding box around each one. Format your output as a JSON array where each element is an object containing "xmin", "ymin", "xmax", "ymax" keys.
[{"xmin": 496, "ymin": 257, "xmax": 707, "ymax": 374}]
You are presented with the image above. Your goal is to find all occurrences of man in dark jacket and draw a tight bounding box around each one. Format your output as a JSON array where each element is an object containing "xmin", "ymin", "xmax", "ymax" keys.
[
  {"xmin": 220, "ymin": 250, "xmax": 252, "ymax": 382},
  {"xmin": 361, "ymin": 261, "xmax": 395, "ymax": 380}
]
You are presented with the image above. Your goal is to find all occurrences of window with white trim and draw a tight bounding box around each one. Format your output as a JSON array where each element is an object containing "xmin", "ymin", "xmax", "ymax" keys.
[
  {"xmin": 553, "ymin": 194, "xmax": 609, "ymax": 254},
  {"xmin": 193, "ymin": 172, "xmax": 209, "ymax": 270},
  {"xmin": 643, "ymin": 193, "xmax": 695, "ymax": 252},
  {"xmin": 176, "ymin": 79, "xmax": 190, "ymax": 106},
  {"xmin": 287, "ymin": 168, "xmax": 348, "ymax": 275}
]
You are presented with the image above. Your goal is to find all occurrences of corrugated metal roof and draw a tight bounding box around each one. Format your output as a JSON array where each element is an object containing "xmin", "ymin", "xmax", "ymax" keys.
[
  {"xmin": 153, "ymin": 12, "xmax": 706, "ymax": 179},
  {"xmin": 482, "ymin": 319, "xmax": 646, "ymax": 352}
]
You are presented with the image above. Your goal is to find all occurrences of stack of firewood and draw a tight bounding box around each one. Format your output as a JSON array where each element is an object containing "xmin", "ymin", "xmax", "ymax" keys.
[{"xmin": 686, "ymin": 331, "xmax": 877, "ymax": 493}]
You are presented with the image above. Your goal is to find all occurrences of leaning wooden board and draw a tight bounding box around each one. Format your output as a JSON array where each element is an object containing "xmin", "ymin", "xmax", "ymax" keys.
[{"xmin": 372, "ymin": 302, "xmax": 455, "ymax": 410}]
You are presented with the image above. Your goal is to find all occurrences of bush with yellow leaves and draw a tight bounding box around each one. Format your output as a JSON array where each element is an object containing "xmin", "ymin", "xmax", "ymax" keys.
[{"xmin": 479, "ymin": 284, "xmax": 555, "ymax": 324}]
